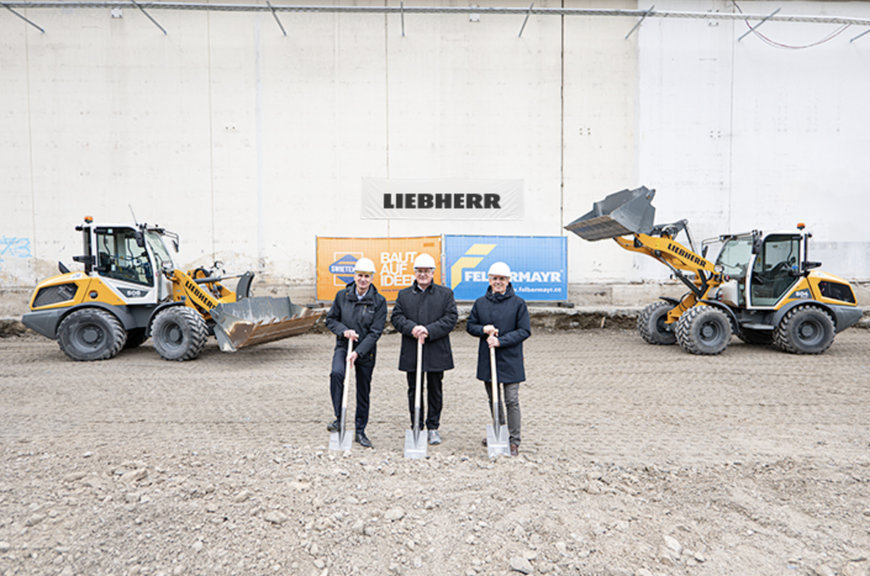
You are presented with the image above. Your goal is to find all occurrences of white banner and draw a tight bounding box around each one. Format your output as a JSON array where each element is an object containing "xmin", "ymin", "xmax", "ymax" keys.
[{"xmin": 361, "ymin": 178, "xmax": 523, "ymax": 220}]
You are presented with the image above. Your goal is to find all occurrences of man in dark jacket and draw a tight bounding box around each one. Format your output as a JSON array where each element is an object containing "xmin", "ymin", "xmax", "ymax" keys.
[
  {"xmin": 466, "ymin": 261, "xmax": 531, "ymax": 456},
  {"xmin": 390, "ymin": 252, "xmax": 458, "ymax": 445},
  {"xmin": 325, "ymin": 257, "xmax": 387, "ymax": 448}
]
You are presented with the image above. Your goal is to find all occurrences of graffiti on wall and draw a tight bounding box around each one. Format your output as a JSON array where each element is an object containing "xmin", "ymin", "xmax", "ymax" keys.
[{"xmin": 0, "ymin": 236, "xmax": 32, "ymax": 269}]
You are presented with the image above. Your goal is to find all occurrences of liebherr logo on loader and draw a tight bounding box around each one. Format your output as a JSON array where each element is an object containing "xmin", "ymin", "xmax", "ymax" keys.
[
  {"xmin": 184, "ymin": 278, "xmax": 211, "ymax": 306},
  {"xmin": 667, "ymin": 242, "xmax": 706, "ymax": 267}
]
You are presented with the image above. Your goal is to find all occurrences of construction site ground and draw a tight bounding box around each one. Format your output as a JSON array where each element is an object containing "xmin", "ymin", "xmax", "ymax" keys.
[{"xmin": 1, "ymin": 318, "xmax": 869, "ymax": 576}]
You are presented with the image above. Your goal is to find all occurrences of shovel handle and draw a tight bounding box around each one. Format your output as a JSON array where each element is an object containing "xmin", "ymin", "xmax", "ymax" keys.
[
  {"xmin": 413, "ymin": 338, "xmax": 423, "ymax": 434},
  {"xmin": 489, "ymin": 345, "xmax": 500, "ymax": 427},
  {"xmin": 339, "ymin": 340, "xmax": 353, "ymax": 426}
]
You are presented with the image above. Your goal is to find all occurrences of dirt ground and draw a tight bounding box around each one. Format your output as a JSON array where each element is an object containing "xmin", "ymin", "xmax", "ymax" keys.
[{"xmin": 0, "ymin": 326, "xmax": 868, "ymax": 576}]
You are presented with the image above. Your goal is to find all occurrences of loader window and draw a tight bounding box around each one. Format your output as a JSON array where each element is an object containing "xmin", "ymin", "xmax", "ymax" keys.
[
  {"xmin": 145, "ymin": 231, "xmax": 174, "ymax": 273},
  {"xmin": 715, "ymin": 236, "xmax": 753, "ymax": 279},
  {"xmin": 750, "ymin": 235, "xmax": 800, "ymax": 306},
  {"xmin": 94, "ymin": 227, "xmax": 154, "ymax": 287}
]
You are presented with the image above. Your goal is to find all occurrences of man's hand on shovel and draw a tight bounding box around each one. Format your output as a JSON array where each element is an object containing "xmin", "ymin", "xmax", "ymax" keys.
[
  {"xmin": 484, "ymin": 325, "xmax": 500, "ymax": 348},
  {"xmin": 412, "ymin": 325, "xmax": 429, "ymax": 343},
  {"xmin": 343, "ymin": 330, "xmax": 359, "ymax": 366}
]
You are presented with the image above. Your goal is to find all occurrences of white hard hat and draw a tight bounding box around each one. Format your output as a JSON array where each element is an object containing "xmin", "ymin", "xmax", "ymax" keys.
[
  {"xmin": 354, "ymin": 257, "xmax": 376, "ymax": 274},
  {"xmin": 413, "ymin": 253, "xmax": 437, "ymax": 269},
  {"xmin": 487, "ymin": 261, "xmax": 511, "ymax": 278}
]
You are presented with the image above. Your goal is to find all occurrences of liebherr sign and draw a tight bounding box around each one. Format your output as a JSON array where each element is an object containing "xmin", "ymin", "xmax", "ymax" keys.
[{"xmin": 361, "ymin": 178, "xmax": 523, "ymax": 220}]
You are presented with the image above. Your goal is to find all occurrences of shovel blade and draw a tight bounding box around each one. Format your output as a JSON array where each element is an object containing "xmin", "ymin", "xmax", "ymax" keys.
[
  {"xmin": 210, "ymin": 297, "xmax": 321, "ymax": 352},
  {"xmin": 486, "ymin": 423, "xmax": 511, "ymax": 458},
  {"xmin": 329, "ymin": 430, "xmax": 352, "ymax": 452},
  {"xmin": 404, "ymin": 429, "xmax": 427, "ymax": 459}
]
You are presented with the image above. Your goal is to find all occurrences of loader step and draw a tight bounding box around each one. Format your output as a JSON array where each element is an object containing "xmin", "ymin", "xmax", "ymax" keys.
[{"xmin": 740, "ymin": 323, "xmax": 774, "ymax": 331}]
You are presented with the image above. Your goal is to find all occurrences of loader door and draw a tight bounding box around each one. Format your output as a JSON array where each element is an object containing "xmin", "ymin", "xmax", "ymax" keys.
[
  {"xmin": 749, "ymin": 234, "xmax": 801, "ymax": 307},
  {"xmin": 94, "ymin": 227, "xmax": 155, "ymax": 287}
]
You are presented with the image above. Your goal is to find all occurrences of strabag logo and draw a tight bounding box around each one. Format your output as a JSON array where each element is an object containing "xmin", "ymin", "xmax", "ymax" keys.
[{"xmin": 329, "ymin": 254, "xmax": 361, "ymax": 286}]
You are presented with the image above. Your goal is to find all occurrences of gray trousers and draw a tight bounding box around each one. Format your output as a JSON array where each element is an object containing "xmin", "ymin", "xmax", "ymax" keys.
[{"xmin": 483, "ymin": 381, "xmax": 521, "ymax": 445}]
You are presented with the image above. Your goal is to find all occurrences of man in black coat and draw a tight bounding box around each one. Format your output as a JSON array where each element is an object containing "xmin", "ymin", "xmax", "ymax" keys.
[
  {"xmin": 325, "ymin": 257, "xmax": 387, "ymax": 448},
  {"xmin": 466, "ymin": 261, "xmax": 531, "ymax": 456},
  {"xmin": 390, "ymin": 252, "xmax": 458, "ymax": 445}
]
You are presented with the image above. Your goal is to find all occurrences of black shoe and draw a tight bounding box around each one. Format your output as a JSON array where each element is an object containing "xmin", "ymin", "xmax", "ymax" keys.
[
  {"xmin": 327, "ymin": 419, "xmax": 340, "ymax": 432},
  {"xmin": 355, "ymin": 431, "xmax": 373, "ymax": 448}
]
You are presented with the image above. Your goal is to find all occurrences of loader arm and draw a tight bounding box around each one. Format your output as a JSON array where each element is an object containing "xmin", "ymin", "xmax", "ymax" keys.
[
  {"xmin": 169, "ymin": 269, "xmax": 226, "ymax": 317},
  {"xmin": 614, "ymin": 233, "xmax": 721, "ymax": 300}
]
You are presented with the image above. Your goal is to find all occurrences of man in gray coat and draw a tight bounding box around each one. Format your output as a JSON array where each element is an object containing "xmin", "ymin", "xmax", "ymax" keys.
[{"xmin": 390, "ymin": 253, "xmax": 458, "ymax": 445}]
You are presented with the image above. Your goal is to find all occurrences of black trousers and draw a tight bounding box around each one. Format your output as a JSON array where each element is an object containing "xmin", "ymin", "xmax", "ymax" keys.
[
  {"xmin": 329, "ymin": 348, "xmax": 374, "ymax": 432},
  {"xmin": 405, "ymin": 371, "xmax": 443, "ymax": 430}
]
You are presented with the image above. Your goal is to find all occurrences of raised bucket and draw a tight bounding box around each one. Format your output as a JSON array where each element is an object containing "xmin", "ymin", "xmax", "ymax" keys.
[{"xmin": 565, "ymin": 186, "xmax": 657, "ymax": 241}]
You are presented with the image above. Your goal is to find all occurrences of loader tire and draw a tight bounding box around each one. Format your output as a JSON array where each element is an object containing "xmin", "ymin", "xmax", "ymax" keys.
[
  {"xmin": 57, "ymin": 308, "xmax": 127, "ymax": 361},
  {"xmin": 675, "ymin": 306, "xmax": 731, "ymax": 355},
  {"xmin": 773, "ymin": 305, "xmax": 834, "ymax": 355},
  {"xmin": 151, "ymin": 306, "xmax": 208, "ymax": 361},
  {"xmin": 737, "ymin": 329, "xmax": 773, "ymax": 346},
  {"xmin": 637, "ymin": 301, "xmax": 677, "ymax": 345}
]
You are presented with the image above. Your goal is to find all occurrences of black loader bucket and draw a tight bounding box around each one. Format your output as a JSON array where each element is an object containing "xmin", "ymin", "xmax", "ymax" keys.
[
  {"xmin": 565, "ymin": 186, "xmax": 657, "ymax": 241},
  {"xmin": 210, "ymin": 297, "xmax": 321, "ymax": 352}
]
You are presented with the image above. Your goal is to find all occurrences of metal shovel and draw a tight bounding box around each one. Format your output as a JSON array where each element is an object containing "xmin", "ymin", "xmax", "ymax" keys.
[
  {"xmin": 486, "ymin": 345, "xmax": 511, "ymax": 458},
  {"xmin": 404, "ymin": 338, "xmax": 427, "ymax": 459},
  {"xmin": 329, "ymin": 340, "xmax": 353, "ymax": 452}
]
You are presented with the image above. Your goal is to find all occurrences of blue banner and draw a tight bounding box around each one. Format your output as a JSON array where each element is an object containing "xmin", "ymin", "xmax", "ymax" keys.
[{"xmin": 445, "ymin": 235, "xmax": 567, "ymax": 301}]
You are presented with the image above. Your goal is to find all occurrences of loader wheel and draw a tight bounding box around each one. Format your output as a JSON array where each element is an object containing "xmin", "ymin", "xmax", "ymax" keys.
[
  {"xmin": 637, "ymin": 301, "xmax": 677, "ymax": 345},
  {"xmin": 675, "ymin": 306, "xmax": 731, "ymax": 355},
  {"xmin": 773, "ymin": 306, "xmax": 834, "ymax": 355},
  {"xmin": 737, "ymin": 329, "xmax": 773, "ymax": 346},
  {"xmin": 57, "ymin": 308, "xmax": 127, "ymax": 361},
  {"xmin": 151, "ymin": 306, "xmax": 208, "ymax": 361}
]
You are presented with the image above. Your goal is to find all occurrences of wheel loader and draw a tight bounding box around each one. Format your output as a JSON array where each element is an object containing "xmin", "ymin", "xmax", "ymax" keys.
[
  {"xmin": 22, "ymin": 217, "xmax": 320, "ymax": 361},
  {"xmin": 565, "ymin": 187, "xmax": 862, "ymax": 355}
]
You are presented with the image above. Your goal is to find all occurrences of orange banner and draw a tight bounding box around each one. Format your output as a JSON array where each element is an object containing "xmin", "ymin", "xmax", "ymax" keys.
[{"xmin": 316, "ymin": 236, "xmax": 443, "ymax": 302}]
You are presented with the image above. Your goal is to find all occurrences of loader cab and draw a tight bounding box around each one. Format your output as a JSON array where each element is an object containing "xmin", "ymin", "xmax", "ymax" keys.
[
  {"xmin": 748, "ymin": 233, "xmax": 802, "ymax": 307},
  {"xmin": 93, "ymin": 226, "xmax": 154, "ymax": 286},
  {"xmin": 78, "ymin": 221, "xmax": 178, "ymax": 299}
]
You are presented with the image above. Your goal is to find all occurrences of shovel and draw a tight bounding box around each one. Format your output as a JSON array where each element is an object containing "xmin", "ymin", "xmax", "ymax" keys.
[
  {"xmin": 329, "ymin": 340, "xmax": 353, "ymax": 452},
  {"xmin": 486, "ymin": 344, "xmax": 511, "ymax": 458},
  {"xmin": 404, "ymin": 338, "xmax": 427, "ymax": 459}
]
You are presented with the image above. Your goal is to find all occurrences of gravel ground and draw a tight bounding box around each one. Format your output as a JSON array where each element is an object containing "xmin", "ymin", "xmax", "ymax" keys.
[{"xmin": 1, "ymin": 327, "xmax": 869, "ymax": 576}]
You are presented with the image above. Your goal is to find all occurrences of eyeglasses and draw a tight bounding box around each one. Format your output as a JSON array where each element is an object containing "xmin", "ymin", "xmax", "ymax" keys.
[{"xmin": 414, "ymin": 268, "xmax": 434, "ymax": 275}]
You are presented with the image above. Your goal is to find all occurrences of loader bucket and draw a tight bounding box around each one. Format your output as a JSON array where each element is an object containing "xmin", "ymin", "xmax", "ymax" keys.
[
  {"xmin": 565, "ymin": 186, "xmax": 657, "ymax": 241},
  {"xmin": 210, "ymin": 297, "xmax": 321, "ymax": 352}
]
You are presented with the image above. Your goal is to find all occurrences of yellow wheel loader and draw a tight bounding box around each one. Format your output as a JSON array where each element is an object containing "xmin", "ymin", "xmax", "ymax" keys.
[
  {"xmin": 566, "ymin": 187, "xmax": 862, "ymax": 355},
  {"xmin": 22, "ymin": 217, "xmax": 320, "ymax": 361}
]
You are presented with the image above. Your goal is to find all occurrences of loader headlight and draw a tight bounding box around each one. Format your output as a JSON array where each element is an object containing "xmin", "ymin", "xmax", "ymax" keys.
[{"xmin": 714, "ymin": 264, "xmax": 724, "ymax": 274}]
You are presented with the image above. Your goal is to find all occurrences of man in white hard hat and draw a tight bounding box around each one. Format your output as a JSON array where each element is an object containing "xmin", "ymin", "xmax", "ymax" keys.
[
  {"xmin": 325, "ymin": 257, "xmax": 387, "ymax": 448},
  {"xmin": 466, "ymin": 261, "xmax": 530, "ymax": 456},
  {"xmin": 390, "ymin": 252, "xmax": 458, "ymax": 445}
]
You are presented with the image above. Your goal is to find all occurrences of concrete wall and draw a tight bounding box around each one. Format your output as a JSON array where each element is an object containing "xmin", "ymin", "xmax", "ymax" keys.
[{"xmin": 1, "ymin": 0, "xmax": 868, "ymax": 304}]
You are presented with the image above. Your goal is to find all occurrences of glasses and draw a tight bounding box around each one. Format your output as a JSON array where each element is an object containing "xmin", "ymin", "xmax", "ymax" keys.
[{"xmin": 414, "ymin": 268, "xmax": 434, "ymax": 275}]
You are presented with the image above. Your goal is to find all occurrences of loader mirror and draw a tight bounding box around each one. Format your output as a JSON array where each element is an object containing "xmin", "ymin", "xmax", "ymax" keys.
[
  {"xmin": 73, "ymin": 254, "xmax": 96, "ymax": 266},
  {"xmin": 752, "ymin": 238, "xmax": 762, "ymax": 254},
  {"xmin": 134, "ymin": 230, "xmax": 145, "ymax": 248}
]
